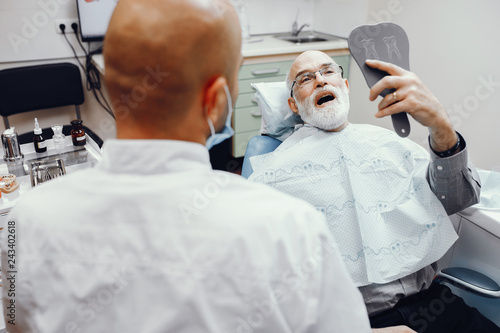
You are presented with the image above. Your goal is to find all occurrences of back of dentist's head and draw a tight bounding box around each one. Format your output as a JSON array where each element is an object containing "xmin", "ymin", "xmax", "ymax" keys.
[{"xmin": 103, "ymin": 0, "xmax": 242, "ymax": 143}]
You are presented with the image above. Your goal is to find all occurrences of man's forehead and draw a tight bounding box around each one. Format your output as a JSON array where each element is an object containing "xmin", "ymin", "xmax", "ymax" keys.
[{"xmin": 291, "ymin": 51, "xmax": 335, "ymax": 77}]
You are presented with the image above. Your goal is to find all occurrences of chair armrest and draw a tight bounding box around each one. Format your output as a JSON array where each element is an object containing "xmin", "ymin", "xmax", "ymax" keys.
[
  {"xmin": 241, "ymin": 135, "xmax": 281, "ymax": 179},
  {"xmin": 435, "ymin": 267, "xmax": 500, "ymax": 298}
]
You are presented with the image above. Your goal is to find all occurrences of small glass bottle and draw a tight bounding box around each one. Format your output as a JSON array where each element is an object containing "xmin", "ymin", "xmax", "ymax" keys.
[
  {"xmin": 51, "ymin": 124, "xmax": 66, "ymax": 151},
  {"xmin": 70, "ymin": 119, "xmax": 86, "ymax": 146},
  {"xmin": 33, "ymin": 118, "xmax": 47, "ymax": 153}
]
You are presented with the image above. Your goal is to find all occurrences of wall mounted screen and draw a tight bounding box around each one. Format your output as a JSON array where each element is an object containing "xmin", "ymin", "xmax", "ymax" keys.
[{"xmin": 76, "ymin": 0, "xmax": 118, "ymax": 42}]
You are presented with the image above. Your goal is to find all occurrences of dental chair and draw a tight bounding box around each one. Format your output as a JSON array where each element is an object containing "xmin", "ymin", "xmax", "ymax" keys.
[
  {"xmin": 244, "ymin": 80, "xmax": 500, "ymax": 326},
  {"xmin": 241, "ymin": 135, "xmax": 281, "ymax": 178},
  {"xmin": 241, "ymin": 81, "xmax": 301, "ymax": 178},
  {"xmin": 0, "ymin": 62, "xmax": 103, "ymax": 147}
]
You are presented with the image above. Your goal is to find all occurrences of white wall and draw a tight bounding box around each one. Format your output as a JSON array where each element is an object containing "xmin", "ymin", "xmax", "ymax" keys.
[
  {"xmin": 244, "ymin": 0, "xmax": 315, "ymax": 35},
  {"xmin": 0, "ymin": 0, "xmax": 87, "ymax": 62},
  {"xmin": 245, "ymin": 0, "xmax": 367, "ymax": 37},
  {"xmin": 343, "ymin": 0, "xmax": 500, "ymax": 170},
  {"xmin": 314, "ymin": 0, "xmax": 368, "ymax": 38},
  {"xmin": 0, "ymin": 0, "xmax": 114, "ymax": 141}
]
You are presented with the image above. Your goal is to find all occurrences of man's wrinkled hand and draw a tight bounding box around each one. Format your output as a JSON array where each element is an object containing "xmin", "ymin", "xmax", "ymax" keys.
[{"xmin": 366, "ymin": 59, "xmax": 458, "ymax": 152}]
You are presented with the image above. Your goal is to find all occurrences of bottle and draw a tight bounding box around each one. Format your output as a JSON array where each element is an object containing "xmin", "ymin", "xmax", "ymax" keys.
[
  {"xmin": 2, "ymin": 127, "xmax": 23, "ymax": 161},
  {"xmin": 33, "ymin": 118, "xmax": 47, "ymax": 153},
  {"xmin": 238, "ymin": 1, "xmax": 251, "ymax": 40},
  {"xmin": 70, "ymin": 119, "xmax": 86, "ymax": 146},
  {"xmin": 51, "ymin": 124, "xmax": 66, "ymax": 151}
]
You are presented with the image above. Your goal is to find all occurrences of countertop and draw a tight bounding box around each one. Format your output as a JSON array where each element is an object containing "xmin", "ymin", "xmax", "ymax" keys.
[
  {"xmin": 92, "ymin": 32, "xmax": 348, "ymax": 74},
  {"xmin": 240, "ymin": 33, "xmax": 348, "ymax": 57}
]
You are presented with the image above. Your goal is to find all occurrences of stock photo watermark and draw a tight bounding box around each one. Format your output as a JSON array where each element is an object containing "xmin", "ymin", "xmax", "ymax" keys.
[
  {"xmin": 178, "ymin": 172, "xmax": 231, "ymax": 224},
  {"xmin": 7, "ymin": 0, "xmax": 73, "ymax": 54},
  {"xmin": 63, "ymin": 264, "xmax": 137, "ymax": 333},
  {"xmin": 408, "ymin": 73, "xmax": 499, "ymax": 150},
  {"xmin": 349, "ymin": 0, "xmax": 414, "ymax": 55},
  {"xmin": 407, "ymin": 286, "xmax": 457, "ymax": 332},
  {"xmin": 367, "ymin": 0, "xmax": 414, "ymax": 25},
  {"xmin": 228, "ymin": 239, "xmax": 337, "ymax": 333},
  {"xmin": 212, "ymin": 0, "xmax": 236, "ymax": 18},
  {"xmin": 447, "ymin": 74, "xmax": 500, "ymax": 130},
  {"xmin": 5, "ymin": 220, "xmax": 18, "ymax": 326},
  {"xmin": 98, "ymin": 65, "xmax": 170, "ymax": 134}
]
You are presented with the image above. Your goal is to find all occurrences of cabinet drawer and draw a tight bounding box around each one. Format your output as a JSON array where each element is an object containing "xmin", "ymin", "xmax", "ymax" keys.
[
  {"xmin": 235, "ymin": 92, "xmax": 259, "ymax": 109},
  {"xmin": 238, "ymin": 60, "xmax": 294, "ymax": 80},
  {"xmin": 237, "ymin": 55, "xmax": 349, "ymax": 95},
  {"xmin": 234, "ymin": 104, "xmax": 262, "ymax": 133},
  {"xmin": 239, "ymin": 75, "xmax": 286, "ymax": 94},
  {"xmin": 233, "ymin": 130, "xmax": 260, "ymax": 158}
]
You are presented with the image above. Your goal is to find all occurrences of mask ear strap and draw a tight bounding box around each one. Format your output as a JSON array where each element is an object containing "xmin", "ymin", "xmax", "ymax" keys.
[
  {"xmin": 223, "ymin": 84, "xmax": 232, "ymax": 110},
  {"xmin": 207, "ymin": 117, "xmax": 216, "ymax": 136}
]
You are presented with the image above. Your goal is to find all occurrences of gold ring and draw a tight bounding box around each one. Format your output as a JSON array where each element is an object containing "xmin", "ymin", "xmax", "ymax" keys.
[{"xmin": 392, "ymin": 92, "xmax": 397, "ymax": 100}]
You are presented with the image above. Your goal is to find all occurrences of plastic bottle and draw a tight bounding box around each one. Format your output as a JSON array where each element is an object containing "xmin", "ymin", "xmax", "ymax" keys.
[{"xmin": 33, "ymin": 118, "xmax": 47, "ymax": 153}]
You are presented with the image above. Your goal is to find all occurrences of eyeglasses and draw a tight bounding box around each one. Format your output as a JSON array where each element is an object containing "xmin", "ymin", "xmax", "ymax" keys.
[{"xmin": 290, "ymin": 64, "xmax": 343, "ymax": 98}]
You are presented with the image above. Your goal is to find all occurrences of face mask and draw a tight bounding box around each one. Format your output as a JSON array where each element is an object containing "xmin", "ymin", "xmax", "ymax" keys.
[{"xmin": 206, "ymin": 84, "xmax": 235, "ymax": 150}]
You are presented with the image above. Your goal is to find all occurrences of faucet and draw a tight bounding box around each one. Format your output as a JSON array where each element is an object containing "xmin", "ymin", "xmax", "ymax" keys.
[
  {"xmin": 291, "ymin": 9, "xmax": 310, "ymax": 37},
  {"xmin": 292, "ymin": 22, "xmax": 310, "ymax": 37}
]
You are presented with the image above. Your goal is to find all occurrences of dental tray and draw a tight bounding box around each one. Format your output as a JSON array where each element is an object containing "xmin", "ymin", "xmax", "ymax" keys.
[{"xmin": 29, "ymin": 158, "xmax": 66, "ymax": 187}]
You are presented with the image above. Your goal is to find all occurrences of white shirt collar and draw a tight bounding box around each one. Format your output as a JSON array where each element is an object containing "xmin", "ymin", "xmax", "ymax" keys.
[{"xmin": 97, "ymin": 139, "xmax": 212, "ymax": 175}]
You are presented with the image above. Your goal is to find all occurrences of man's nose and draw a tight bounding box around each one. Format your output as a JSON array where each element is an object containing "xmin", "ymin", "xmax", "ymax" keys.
[{"xmin": 315, "ymin": 72, "xmax": 327, "ymax": 87}]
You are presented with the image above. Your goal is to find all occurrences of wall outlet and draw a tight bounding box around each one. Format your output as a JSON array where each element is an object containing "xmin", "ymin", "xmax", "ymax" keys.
[{"xmin": 55, "ymin": 18, "xmax": 80, "ymax": 34}]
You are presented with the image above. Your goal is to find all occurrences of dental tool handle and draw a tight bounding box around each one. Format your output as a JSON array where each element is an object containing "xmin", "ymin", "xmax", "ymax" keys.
[{"xmin": 380, "ymin": 88, "xmax": 411, "ymax": 138}]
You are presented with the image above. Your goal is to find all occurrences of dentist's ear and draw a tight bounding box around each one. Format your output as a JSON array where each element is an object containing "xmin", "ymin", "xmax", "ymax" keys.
[
  {"xmin": 288, "ymin": 97, "xmax": 299, "ymax": 115},
  {"xmin": 204, "ymin": 76, "xmax": 228, "ymax": 128}
]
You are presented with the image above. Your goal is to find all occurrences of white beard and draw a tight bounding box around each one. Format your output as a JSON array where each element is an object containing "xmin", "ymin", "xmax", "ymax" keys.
[{"xmin": 295, "ymin": 84, "xmax": 350, "ymax": 131}]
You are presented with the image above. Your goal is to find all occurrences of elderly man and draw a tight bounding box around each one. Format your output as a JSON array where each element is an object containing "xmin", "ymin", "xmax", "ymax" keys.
[
  {"xmin": 0, "ymin": 1, "xmax": 372, "ymax": 333},
  {"xmin": 249, "ymin": 50, "xmax": 499, "ymax": 333}
]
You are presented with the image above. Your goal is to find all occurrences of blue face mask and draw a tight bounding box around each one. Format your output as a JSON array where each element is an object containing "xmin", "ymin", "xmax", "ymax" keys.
[{"xmin": 206, "ymin": 84, "xmax": 235, "ymax": 150}]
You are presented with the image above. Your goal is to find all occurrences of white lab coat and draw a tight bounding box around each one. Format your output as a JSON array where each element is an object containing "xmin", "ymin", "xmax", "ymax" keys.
[{"xmin": 1, "ymin": 140, "xmax": 370, "ymax": 333}]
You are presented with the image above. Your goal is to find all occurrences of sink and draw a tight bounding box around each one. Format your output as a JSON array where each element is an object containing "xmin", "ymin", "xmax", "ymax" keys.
[
  {"xmin": 273, "ymin": 31, "xmax": 342, "ymax": 44},
  {"xmin": 278, "ymin": 36, "xmax": 328, "ymax": 43}
]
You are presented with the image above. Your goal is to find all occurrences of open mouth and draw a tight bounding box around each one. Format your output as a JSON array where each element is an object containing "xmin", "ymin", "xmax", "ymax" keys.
[{"xmin": 316, "ymin": 93, "xmax": 335, "ymax": 106}]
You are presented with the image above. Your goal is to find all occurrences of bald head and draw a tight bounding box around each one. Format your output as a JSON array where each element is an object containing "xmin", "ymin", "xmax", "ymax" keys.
[{"xmin": 104, "ymin": 0, "xmax": 242, "ymax": 140}]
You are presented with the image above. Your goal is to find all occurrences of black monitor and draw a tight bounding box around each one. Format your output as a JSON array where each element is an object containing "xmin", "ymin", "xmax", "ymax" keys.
[{"xmin": 76, "ymin": 0, "xmax": 118, "ymax": 42}]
